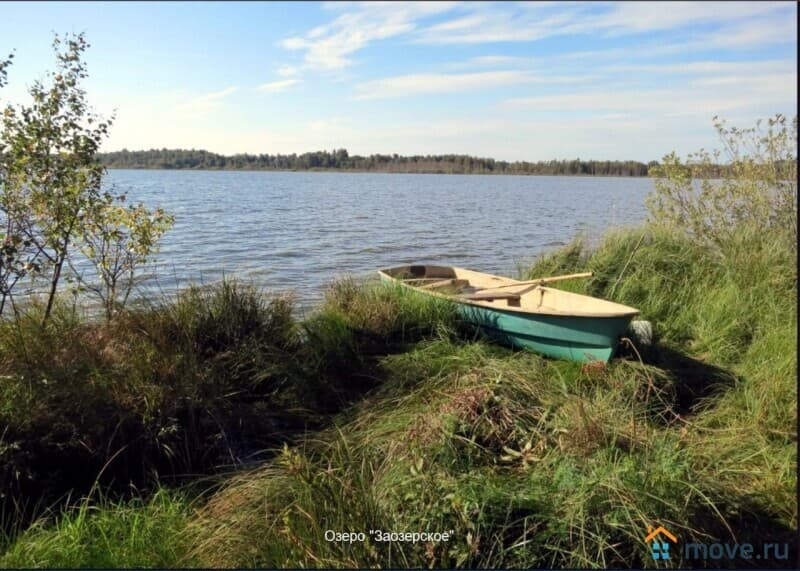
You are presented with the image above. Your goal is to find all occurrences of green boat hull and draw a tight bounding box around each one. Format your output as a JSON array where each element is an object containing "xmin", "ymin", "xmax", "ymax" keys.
[
  {"xmin": 379, "ymin": 269, "xmax": 635, "ymax": 363},
  {"xmin": 457, "ymin": 303, "xmax": 632, "ymax": 363}
]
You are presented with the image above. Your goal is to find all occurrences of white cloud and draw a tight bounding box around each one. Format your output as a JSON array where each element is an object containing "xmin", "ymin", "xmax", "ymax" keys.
[
  {"xmin": 586, "ymin": 1, "xmax": 787, "ymax": 35},
  {"xmin": 466, "ymin": 55, "xmax": 527, "ymax": 66},
  {"xmin": 601, "ymin": 59, "xmax": 795, "ymax": 75},
  {"xmin": 355, "ymin": 70, "xmax": 589, "ymax": 100},
  {"xmin": 258, "ymin": 79, "xmax": 301, "ymax": 93},
  {"xmin": 689, "ymin": 72, "xmax": 794, "ymax": 90},
  {"xmin": 425, "ymin": 13, "xmax": 487, "ymax": 34},
  {"xmin": 94, "ymin": 2, "xmax": 796, "ymax": 162},
  {"xmin": 504, "ymin": 70, "xmax": 797, "ymax": 117},
  {"xmin": 279, "ymin": 1, "xmax": 459, "ymax": 70},
  {"xmin": 414, "ymin": 1, "xmax": 793, "ymax": 45},
  {"xmin": 417, "ymin": 7, "xmax": 579, "ymax": 44},
  {"xmin": 703, "ymin": 15, "xmax": 798, "ymax": 48},
  {"xmin": 356, "ymin": 70, "xmax": 523, "ymax": 99},
  {"xmin": 444, "ymin": 54, "xmax": 541, "ymax": 71},
  {"xmin": 281, "ymin": 37, "xmax": 307, "ymax": 50}
]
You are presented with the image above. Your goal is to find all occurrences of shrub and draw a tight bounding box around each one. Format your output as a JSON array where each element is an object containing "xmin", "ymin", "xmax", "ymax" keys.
[{"xmin": 647, "ymin": 114, "xmax": 797, "ymax": 255}]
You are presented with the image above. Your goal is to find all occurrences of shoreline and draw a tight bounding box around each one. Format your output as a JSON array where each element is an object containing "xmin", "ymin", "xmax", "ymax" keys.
[{"xmin": 102, "ymin": 166, "xmax": 653, "ymax": 178}]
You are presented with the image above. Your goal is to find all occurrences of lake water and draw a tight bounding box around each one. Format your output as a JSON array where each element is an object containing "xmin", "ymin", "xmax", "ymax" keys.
[{"xmin": 103, "ymin": 170, "xmax": 654, "ymax": 311}]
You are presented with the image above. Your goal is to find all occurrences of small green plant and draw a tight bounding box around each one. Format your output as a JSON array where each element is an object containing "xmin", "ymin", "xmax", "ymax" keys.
[{"xmin": 80, "ymin": 199, "xmax": 174, "ymax": 320}]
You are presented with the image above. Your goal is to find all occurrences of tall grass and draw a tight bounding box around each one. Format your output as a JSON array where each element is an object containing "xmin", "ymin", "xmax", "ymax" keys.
[
  {"xmin": 185, "ymin": 336, "xmax": 725, "ymax": 568},
  {"xmin": 0, "ymin": 280, "xmax": 306, "ymax": 536},
  {"xmin": 1, "ymin": 224, "xmax": 796, "ymax": 568},
  {"xmin": 181, "ymin": 222, "xmax": 795, "ymax": 568},
  {"xmin": 0, "ymin": 489, "xmax": 194, "ymax": 568},
  {"xmin": 522, "ymin": 224, "xmax": 797, "ymax": 536},
  {"xmin": 298, "ymin": 277, "xmax": 462, "ymax": 405},
  {"xmin": 0, "ymin": 276, "xmax": 461, "ymax": 550}
]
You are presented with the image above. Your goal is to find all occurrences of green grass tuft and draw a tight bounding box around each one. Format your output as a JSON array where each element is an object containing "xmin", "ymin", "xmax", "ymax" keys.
[{"xmin": 0, "ymin": 489, "xmax": 194, "ymax": 568}]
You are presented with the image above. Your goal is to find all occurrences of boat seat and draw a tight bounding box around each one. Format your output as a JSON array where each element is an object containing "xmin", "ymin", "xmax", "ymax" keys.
[
  {"xmin": 460, "ymin": 292, "xmax": 522, "ymax": 307},
  {"xmin": 402, "ymin": 277, "xmax": 451, "ymax": 284},
  {"xmin": 420, "ymin": 278, "xmax": 469, "ymax": 290}
]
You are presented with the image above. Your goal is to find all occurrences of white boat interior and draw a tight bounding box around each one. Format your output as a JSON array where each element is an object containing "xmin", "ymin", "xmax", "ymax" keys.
[{"xmin": 378, "ymin": 265, "xmax": 640, "ymax": 318}]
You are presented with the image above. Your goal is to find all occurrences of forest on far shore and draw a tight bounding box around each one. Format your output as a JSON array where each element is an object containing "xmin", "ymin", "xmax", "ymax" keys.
[{"xmin": 99, "ymin": 148, "xmax": 659, "ymax": 176}]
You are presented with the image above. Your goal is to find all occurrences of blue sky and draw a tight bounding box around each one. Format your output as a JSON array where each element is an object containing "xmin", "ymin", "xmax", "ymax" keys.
[{"xmin": 0, "ymin": 1, "xmax": 796, "ymax": 161}]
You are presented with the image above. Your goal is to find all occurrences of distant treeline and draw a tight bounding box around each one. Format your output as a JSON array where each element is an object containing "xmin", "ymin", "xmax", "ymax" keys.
[{"xmin": 98, "ymin": 148, "xmax": 659, "ymax": 176}]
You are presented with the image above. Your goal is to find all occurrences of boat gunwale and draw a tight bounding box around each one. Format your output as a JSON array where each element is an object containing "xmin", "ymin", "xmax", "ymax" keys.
[{"xmin": 377, "ymin": 267, "xmax": 641, "ymax": 319}]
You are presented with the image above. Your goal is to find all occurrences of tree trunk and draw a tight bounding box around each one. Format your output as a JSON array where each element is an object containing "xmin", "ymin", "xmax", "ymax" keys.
[{"xmin": 43, "ymin": 258, "xmax": 63, "ymax": 325}]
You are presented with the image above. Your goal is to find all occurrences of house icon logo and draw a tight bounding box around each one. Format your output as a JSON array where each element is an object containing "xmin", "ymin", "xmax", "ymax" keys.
[{"xmin": 645, "ymin": 525, "xmax": 678, "ymax": 561}]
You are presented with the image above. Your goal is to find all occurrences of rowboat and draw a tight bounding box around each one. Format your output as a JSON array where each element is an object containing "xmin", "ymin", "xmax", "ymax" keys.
[{"xmin": 377, "ymin": 264, "xmax": 640, "ymax": 363}]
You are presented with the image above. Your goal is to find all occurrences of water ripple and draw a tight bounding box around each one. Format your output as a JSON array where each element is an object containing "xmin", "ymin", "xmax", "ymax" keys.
[{"xmin": 103, "ymin": 170, "xmax": 652, "ymax": 308}]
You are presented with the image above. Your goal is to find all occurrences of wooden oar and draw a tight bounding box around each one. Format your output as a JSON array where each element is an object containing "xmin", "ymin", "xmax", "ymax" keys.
[{"xmin": 479, "ymin": 272, "xmax": 593, "ymax": 291}]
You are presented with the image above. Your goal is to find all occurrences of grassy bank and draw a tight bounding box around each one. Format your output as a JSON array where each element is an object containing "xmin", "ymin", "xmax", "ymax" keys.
[{"xmin": 1, "ymin": 220, "xmax": 795, "ymax": 568}]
